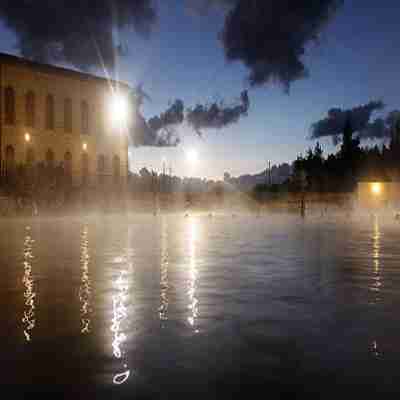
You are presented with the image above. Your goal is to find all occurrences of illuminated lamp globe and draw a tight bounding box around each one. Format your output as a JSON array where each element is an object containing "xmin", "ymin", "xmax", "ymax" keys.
[
  {"xmin": 186, "ymin": 149, "xmax": 199, "ymax": 164},
  {"xmin": 110, "ymin": 94, "xmax": 128, "ymax": 125},
  {"xmin": 371, "ymin": 182, "xmax": 381, "ymax": 196}
]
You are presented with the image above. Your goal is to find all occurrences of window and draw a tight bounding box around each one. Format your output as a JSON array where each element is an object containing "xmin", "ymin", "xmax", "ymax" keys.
[
  {"xmin": 4, "ymin": 87, "xmax": 15, "ymax": 125},
  {"xmin": 97, "ymin": 154, "xmax": 106, "ymax": 172},
  {"xmin": 46, "ymin": 94, "xmax": 55, "ymax": 130},
  {"xmin": 81, "ymin": 100, "xmax": 89, "ymax": 134},
  {"xmin": 113, "ymin": 155, "xmax": 120, "ymax": 183},
  {"xmin": 26, "ymin": 148, "xmax": 35, "ymax": 165},
  {"xmin": 64, "ymin": 98, "xmax": 72, "ymax": 132},
  {"xmin": 25, "ymin": 91, "xmax": 35, "ymax": 127},
  {"xmin": 64, "ymin": 151, "xmax": 72, "ymax": 183},
  {"xmin": 46, "ymin": 149, "xmax": 55, "ymax": 168},
  {"xmin": 98, "ymin": 154, "xmax": 106, "ymax": 184},
  {"xmin": 5, "ymin": 145, "xmax": 15, "ymax": 177},
  {"xmin": 82, "ymin": 153, "xmax": 89, "ymax": 184}
]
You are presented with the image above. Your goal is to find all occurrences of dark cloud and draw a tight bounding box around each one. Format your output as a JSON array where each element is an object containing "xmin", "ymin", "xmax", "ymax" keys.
[
  {"xmin": 358, "ymin": 110, "xmax": 400, "ymax": 141},
  {"xmin": 219, "ymin": 0, "xmax": 343, "ymax": 91},
  {"xmin": 310, "ymin": 101, "xmax": 385, "ymax": 144},
  {"xmin": 186, "ymin": 0, "xmax": 236, "ymax": 14},
  {"xmin": 186, "ymin": 90, "xmax": 249, "ymax": 135},
  {"xmin": 0, "ymin": 1, "xmax": 156, "ymax": 70},
  {"xmin": 130, "ymin": 88, "xmax": 183, "ymax": 147}
]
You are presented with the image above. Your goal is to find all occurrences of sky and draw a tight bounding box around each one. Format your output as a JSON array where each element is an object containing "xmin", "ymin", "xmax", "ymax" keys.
[{"xmin": 0, "ymin": 1, "xmax": 400, "ymax": 180}]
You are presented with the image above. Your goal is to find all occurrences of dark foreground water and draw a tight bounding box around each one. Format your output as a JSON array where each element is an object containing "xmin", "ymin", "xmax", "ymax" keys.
[{"xmin": 1, "ymin": 212, "xmax": 400, "ymax": 397}]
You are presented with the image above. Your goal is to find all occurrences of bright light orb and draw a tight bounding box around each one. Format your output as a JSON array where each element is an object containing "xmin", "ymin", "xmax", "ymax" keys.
[
  {"xmin": 186, "ymin": 149, "xmax": 199, "ymax": 164},
  {"xmin": 371, "ymin": 182, "xmax": 381, "ymax": 196},
  {"xmin": 24, "ymin": 133, "xmax": 31, "ymax": 143},
  {"xmin": 110, "ymin": 94, "xmax": 128, "ymax": 126}
]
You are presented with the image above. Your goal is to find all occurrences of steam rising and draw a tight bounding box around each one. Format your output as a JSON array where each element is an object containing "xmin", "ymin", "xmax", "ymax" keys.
[
  {"xmin": 186, "ymin": 90, "xmax": 249, "ymax": 136},
  {"xmin": 311, "ymin": 101, "xmax": 386, "ymax": 144},
  {"xmin": 0, "ymin": 1, "xmax": 156, "ymax": 70}
]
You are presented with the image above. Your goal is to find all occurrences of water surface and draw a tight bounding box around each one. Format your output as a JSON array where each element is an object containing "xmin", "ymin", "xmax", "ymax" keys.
[{"xmin": 1, "ymin": 213, "xmax": 400, "ymax": 397}]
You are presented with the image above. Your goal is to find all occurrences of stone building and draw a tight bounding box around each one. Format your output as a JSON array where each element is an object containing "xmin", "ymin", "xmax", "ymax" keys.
[{"xmin": 0, "ymin": 52, "xmax": 130, "ymax": 187}]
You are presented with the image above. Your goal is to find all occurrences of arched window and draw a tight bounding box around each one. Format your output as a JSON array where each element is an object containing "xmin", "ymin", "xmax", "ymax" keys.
[
  {"xmin": 81, "ymin": 100, "xmax": 89, "ymax": 134},
  {"xmin": 82, "ymin": 153, "xmax": 89, "ymax": 184},
  {"xmin": 64, "ymin": 151, "xmax": 72, "ymax": 183},
  {"xmin": 113, "ymin": 155, "xmax": 120, "ymax": 183},
  {"xmin": 97, "ymin": 154, "xmax": 106, "ymax": 172},
  {"xmin": 97, "ymin": 154, "xmax": 106, "ymax": 184},
  {"xmin": 25, "ymin": 91, "xmax": 35, "ymax": 127},
  {"xmin": 4, "ymin": 87, "xmax": 15, "ymax": 125},
  {"xmin": 46, "ymin": 94, "xmax": 55, "ymax": 130},
  {"xmin": 64, "ymin": 98, "xmax": 72, "ymax": 133},
  {"xmin": 5, "ymin": 145, "xmax": 15, "ymax": 176},
  {"xmin": 26, "ymin": 147, "xmax": 35, "ymax": 165},
  {"xmin": 45, "ymin": 148, "xmax": 55, "ymax": 168}
]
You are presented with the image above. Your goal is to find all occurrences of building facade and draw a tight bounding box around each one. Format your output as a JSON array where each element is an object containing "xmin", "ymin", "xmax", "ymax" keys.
[{"xmin": 0, "ymin": 53, "xmax": 130, "ymax": 187}]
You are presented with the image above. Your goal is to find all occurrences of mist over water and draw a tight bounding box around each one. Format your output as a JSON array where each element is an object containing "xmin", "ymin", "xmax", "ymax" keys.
[{"xmin": 1, "ymin": 213, "xmax": 400, "ymax": 396}]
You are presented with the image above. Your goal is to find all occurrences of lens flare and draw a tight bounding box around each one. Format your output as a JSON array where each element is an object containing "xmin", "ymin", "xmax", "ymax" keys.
[{"xmin": 110, "ymin": 94, "xmax": 128, "ymax": 126}]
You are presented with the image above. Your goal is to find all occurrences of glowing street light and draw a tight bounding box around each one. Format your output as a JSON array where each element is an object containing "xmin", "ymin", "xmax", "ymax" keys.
[
  {"xmin": 110, "ymin": 93, "xmax": 128, "ymax": 126},
  {"xmin": 186, "ymin": 149, "xmax": 199, "ymax": 164},
  {"xmin": 82, "ymin": 142, "xmax": 88, "ymax": 151},
  {"xmin": 24, "ymin": 132, "xmax": 31, "ymax": 143},
  {"xmin": 371, "ymin": 182, "xmax": 381, "ymax": 196}
]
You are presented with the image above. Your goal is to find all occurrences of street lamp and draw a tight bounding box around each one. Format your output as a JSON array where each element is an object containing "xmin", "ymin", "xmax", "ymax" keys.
[
  {"xmin": 82, "ymin": 142, "xmax": 87, "ymax": 151},
  {"xmin": 24, "ymin": 132, "xmax": 31, "ymax": 143},
  {"xmin": 371, "ymin": 182, "xmax": 381, "ymax": 196},
  {"xmin": 109, "ymin": 93, "xmax": 128, "ymax": 127}
]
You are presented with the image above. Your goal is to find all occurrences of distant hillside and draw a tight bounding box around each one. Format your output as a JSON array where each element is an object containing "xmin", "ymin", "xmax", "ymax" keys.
[{"xmin": 224, "ymin": 163, "xmax": 292, "ymax": 191}]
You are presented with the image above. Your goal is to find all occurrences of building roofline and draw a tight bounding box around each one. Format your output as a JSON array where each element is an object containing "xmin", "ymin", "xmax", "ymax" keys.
[{"xmin": 0, "ymin": 52, "xmax": 131, "ymax": 90}]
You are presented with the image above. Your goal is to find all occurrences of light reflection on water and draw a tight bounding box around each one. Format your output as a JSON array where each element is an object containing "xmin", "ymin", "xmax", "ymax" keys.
[
  {"xmin": 187, "ymin": 217, "xmax": 199, "ymax": 331},
  {"xmin": 371, "ymin": 216, "xmax": 382, "ymax": 358},
  {"xmin": 110, "ymin": 227, "xmax": 134, "ymax": 386},
  {"xmin": 3, "ymin": 214, "xmax": 400, "ymax": 392},
  {"xmin": 79, "ymin": 225, "xmax": 92, "ymax": 334},
  {"xmin": 111, "ymin": 268, "xmax": 131, "ymax": 385},
  {"xmin": 22, "ymin": 226, "xmax": 36, "ymax": 342},
  {"xmin": 159, "ymin": 216, "xmax": 169, "ymax": 323}
]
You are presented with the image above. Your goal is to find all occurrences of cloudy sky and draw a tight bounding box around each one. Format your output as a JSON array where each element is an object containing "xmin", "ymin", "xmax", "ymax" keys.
[{"xmin": 0, "ymin": 1, "xmax": 399, "ymax": 179}]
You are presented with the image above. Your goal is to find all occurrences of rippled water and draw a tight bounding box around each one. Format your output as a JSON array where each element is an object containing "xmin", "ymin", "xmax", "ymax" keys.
[{"xmin": 2, "ymin": 213, "xmax": 400, "ymax": 397}]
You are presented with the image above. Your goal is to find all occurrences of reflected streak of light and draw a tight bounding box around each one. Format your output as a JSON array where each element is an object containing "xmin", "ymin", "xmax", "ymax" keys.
[
  {"xmin": 79, "ymin": 225, "xmax": 92, "ymax": 334},
  {"xmin": 159, "ymin": 217, "xmax": 169, "ymax": 322},
  {"xmin": 111, "ymin": 268, "xmax": 131, "ymax": 384},
  {"xmin": 113, "ymin": 370, "xmax": 131, "ymax": 385},
  {"xmin": 371, "ymin": 216, "xmax": 382, "ymax": 294},
  {"xmin": 188, "ymin": 217, "xmax": 199, "ymax": 331},
  {"xmin": 372, "ymin": 340, "xmax": 380, "ymax": 358},
  {"xmin": 22, "ymin": 226, "xmax": 36, "ymax": 342}
]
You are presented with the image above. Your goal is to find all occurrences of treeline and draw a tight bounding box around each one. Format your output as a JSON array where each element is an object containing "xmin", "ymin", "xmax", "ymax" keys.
[
  {"xmin": 292, "ymin": 118, "xmax": 400, "ymax": 193},
  {"xmin": 128, "ymin": 167, "xmax": 224, "ymax": 195},
  {"xmin": 252, "ymin": 117, "xmax": 400, "ymax": 199}
]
